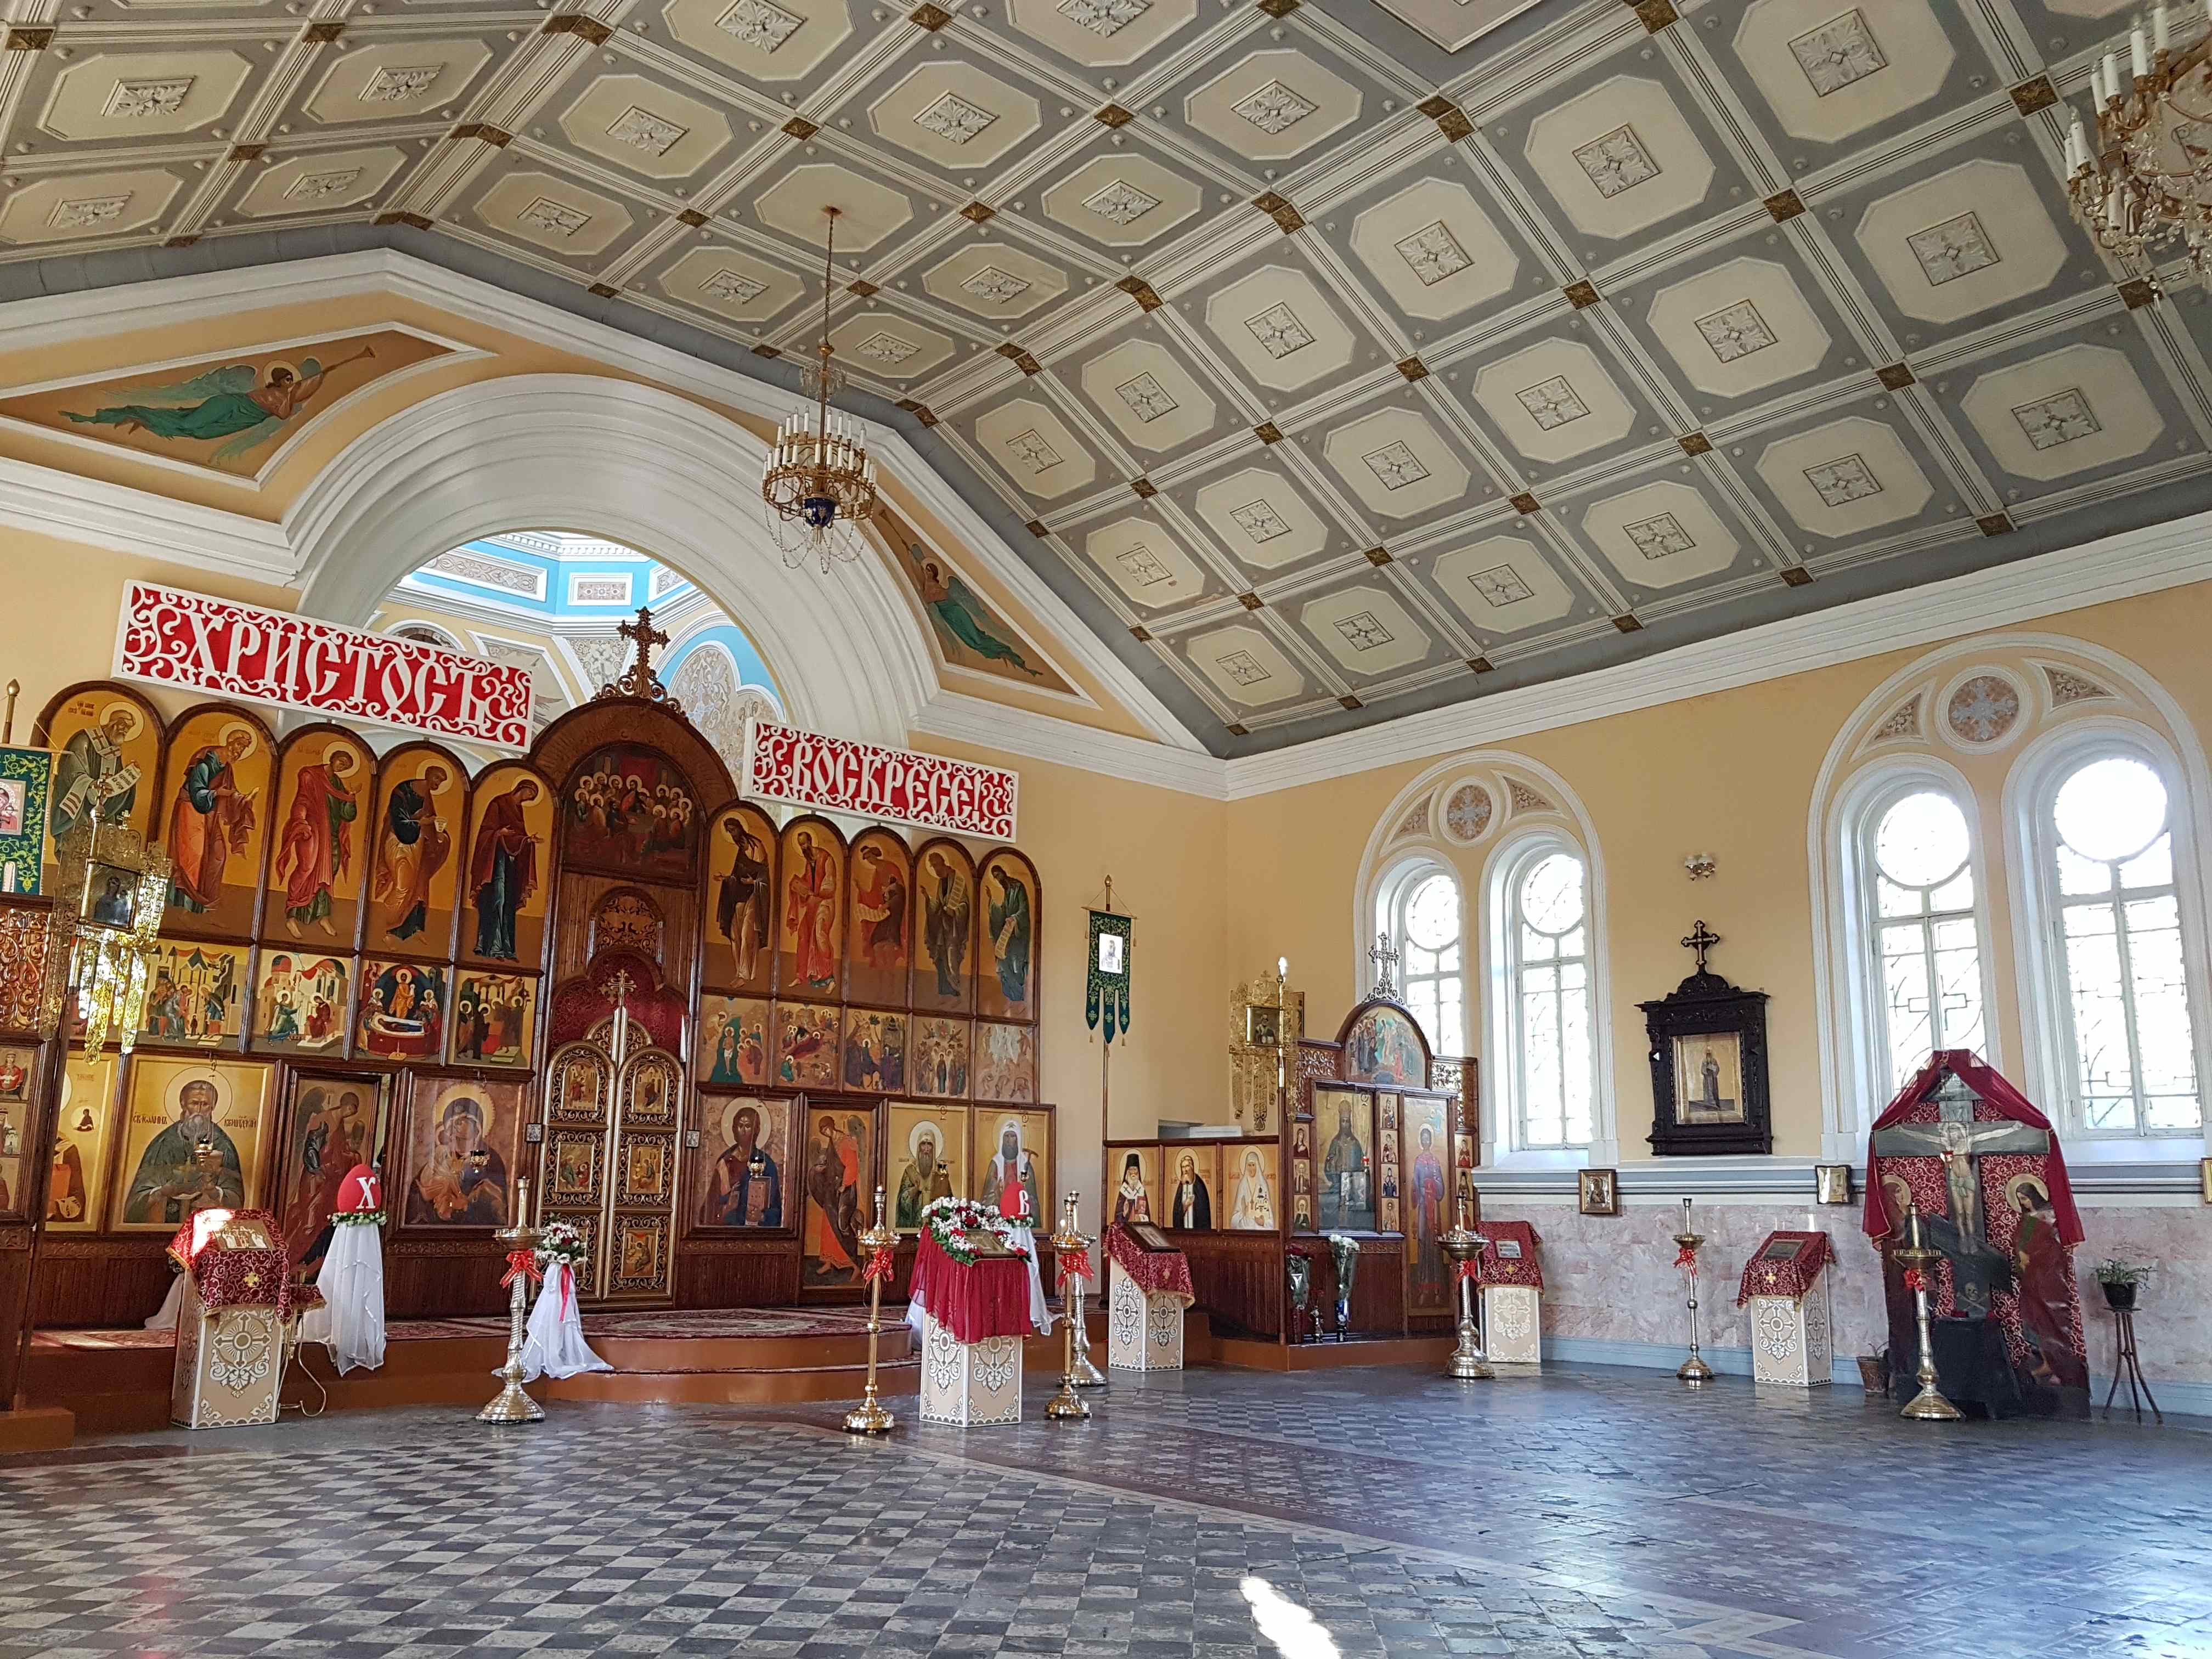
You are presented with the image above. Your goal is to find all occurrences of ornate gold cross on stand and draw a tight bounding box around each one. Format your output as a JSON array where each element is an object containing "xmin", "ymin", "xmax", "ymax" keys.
[{"xmin": 594, "ymin": 605, "xmax": 684, "ymax": 712}]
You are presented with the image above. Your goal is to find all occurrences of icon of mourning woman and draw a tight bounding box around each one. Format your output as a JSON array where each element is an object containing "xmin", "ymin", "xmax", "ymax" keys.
[{"xmin": 65, "ymin": 346, "xmax": 375, "ymax": 466}]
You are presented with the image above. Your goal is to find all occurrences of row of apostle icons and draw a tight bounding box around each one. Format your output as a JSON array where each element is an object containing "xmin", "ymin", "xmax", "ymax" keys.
[
  {"xmin": 695, "ymin": 998, "xmax": 1036, "ymax": 1103},
  {"xmin": 29, "ymin": 945, "xmax": 543, "ymax": 1072},
  {"xmin": 692, "ymin": 1098, "xmax": 1056, "ymax": 1268},
  {"xmin": 27, "ymin": 1047, "xmax": 543, "ymax": 1253},
  {"xmin": 703, "ymin": 804, "xmax": 1039, "ymax": 1023},
  {"xmin": 35, "ymin": 682, "xmax": 554, "ymax": 969},
  {"xmin": 36, "ymin": 684, "xmax": 1045, "ymax": 1033}
]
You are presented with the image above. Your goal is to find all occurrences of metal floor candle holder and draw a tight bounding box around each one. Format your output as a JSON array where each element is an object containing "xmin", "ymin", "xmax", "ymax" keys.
[
  {"xmin": 1436, "ymin": 1206, "xmax": 1494, "ymax": 1381},
  {"xmin": 479, "ymin": 1177, "xmax": 544, "ymax": 1425},
  {"xmin": 844, "ymin": 1187, "xmax": 899, "ymax": 1435},
  {"xmin": 1046, "ymin": 1193, "xmax": 1093, "ymax": 1421},
  {"xmin": 1674, "ymin": 1198, "xmax": 1714, "ymax": 1388},
  {"xmin": 1896, "ymin": 1200, "xmax": 1962, "ymax": 1423}
]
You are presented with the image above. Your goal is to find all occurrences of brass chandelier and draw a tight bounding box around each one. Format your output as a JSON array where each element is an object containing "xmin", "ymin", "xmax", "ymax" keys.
[
  {"xmin": 2065, "ymin": 3, "xmax": 2212, "ymax": 287},
  {"xmin": 761, "ymin": 205, "xmax": 879, "ymax": 572}
]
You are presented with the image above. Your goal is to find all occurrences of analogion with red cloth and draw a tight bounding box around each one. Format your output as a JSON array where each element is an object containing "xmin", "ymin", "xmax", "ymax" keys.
[
  {"xmin": 1103, "ymin": 1223, "xmax": 1196, "ymax": 1304},
  {"xmin": 1473, "ymin": 1220, "xmax": 1543, "ymax": 1289},
  {"xmin": 166, "ymin": 1208, "xmax": 304, "ymax": 1325},
  {"xmin": 906, "ymin": 1232, "xmax": 1035, "ymax": 1344},
  {"xmin": 1861, "ymin": 1050, "xmax": 2088, "ymax": 1418},
  {"xmin": 1735, "ymin": 1232, "xmax": 1835, "ymax": 1307}
]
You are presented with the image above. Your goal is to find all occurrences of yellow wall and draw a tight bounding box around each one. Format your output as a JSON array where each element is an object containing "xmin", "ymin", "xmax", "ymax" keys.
[{"xmin": 1226, "ymin": 579, "xmax": 2212, "ymax": 1157}]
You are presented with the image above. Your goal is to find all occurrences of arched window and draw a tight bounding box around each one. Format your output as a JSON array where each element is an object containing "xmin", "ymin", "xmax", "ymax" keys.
[
  {"xmin": 1499, "ymin": 843, "xmax": 1593, "ymax": 1151},
  {"xmin": 1865, "ymin": 789, "xmax": 1988, "ymax": 1090},
  {"xmin": 1376, "ymin": 861, "xmax": 1463, "ymax": 1053},
  {"xmin": 2032, "ymin": 751, "xmax": 2203, "ymax": 1134}
]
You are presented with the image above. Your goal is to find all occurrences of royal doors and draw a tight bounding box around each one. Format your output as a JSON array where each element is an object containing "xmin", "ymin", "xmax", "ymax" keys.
[{"xmin": 539, "ymin": 1034, "xmax": 685, "ymax": 1304}]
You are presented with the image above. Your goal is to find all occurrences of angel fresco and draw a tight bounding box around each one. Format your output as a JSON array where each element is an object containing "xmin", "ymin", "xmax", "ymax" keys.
[
  {"xmin": 64, "ymin": 346, "xmax": 375, "ymax": 467},
  {"xmin": 911, "ymin": 550, "xmax": 1041, "ymax": 679}
]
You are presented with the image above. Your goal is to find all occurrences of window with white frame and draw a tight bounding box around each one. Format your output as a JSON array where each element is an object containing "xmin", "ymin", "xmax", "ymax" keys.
[
  {"xmin": 1379, "ymin": 862, "xmax": 1463, "ymax": 1054},
  {"xmin": 2036, "ymin": 752, "xmax": 2203, "ymax": 1134},
  {"xmin": 1504, "ymin": 845, "xmax": 1593, "ymax": 1150},
  {"xmin": 1864, "ymin": 788, "xmax": 1988, "ymax": 1091}
]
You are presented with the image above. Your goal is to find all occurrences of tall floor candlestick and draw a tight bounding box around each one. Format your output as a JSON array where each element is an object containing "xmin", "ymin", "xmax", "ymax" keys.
[
  {"xmin": 844, "ymin": 1187, "xmax": 899, "ymax": 1434},
  {"xmin": 1896, "ymin": 1201, "xmax": 1961, "ymax": 1422},
  {"xmin": 1046, "ymin": 1193, "xmax": 1093, "ymax": 1421},
  {"xmin": 1674, "ymin": 1197, "xmax": 1713, "ymax": 1387},
  {"xmin": 1071, "ymin": 1272, "xmax": 1107, "ymax": 1388},
  {"xmin": 479, "ymin": 1177, "xmax": 544, "ymax": 1424},
  {"xmin": 1437, "ymin": 1199, "xmax": 1494, "ymax": 1380}
]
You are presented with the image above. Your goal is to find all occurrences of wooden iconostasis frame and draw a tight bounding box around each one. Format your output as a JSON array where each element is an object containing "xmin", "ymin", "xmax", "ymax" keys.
[
  {"xmin": 1098, "ymin": 995, "xmax": 1477, "ymax": 1346},
  {"xmin": 0, "ymin": 679, "xmax": 1051, "ymax": 1336}
]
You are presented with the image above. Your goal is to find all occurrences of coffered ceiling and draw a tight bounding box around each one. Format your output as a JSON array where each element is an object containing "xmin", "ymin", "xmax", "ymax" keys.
[{"xmin": 0, "ymin": 0, "xmax": 2204, "ymax": 758}]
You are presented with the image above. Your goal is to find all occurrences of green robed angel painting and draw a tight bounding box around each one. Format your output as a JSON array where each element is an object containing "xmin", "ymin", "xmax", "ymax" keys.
[
  {"xmin": 0, "ymin": 329, "xmax": 455, "ymax": 478},
  {"xmin": 886, "ymin": 520, "xmax": 1073, "ymax": 695}
]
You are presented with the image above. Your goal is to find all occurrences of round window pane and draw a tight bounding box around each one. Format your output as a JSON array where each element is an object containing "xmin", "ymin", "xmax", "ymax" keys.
[
  {"xmin": 1404, "ymin": 873, "xmax": 1459, "ymax": 951},
  {"xmin": 1520, "ymin": 852, "xmax": 1584, "ymax": 935},
  {"xmin": 1874, "ymin": 791, "xmax": 1971, "ymax": 889},
  {"xmin": 2055, "ymin": 757, "xmax": 2168, "ymax": 865}
]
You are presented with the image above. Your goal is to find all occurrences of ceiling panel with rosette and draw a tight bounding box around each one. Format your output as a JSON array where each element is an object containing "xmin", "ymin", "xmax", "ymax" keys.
[{"xmin": 0, "ymin": 0, "xmax": 2200, "ymax": 757}]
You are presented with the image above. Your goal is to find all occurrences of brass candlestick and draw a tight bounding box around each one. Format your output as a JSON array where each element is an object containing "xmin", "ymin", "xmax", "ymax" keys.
[
  {"xmin": 1896, "ymin": 1200, "xmax": 1961, "ymax": 1422},
  {"xmin": 1674, "ymin": 1198, "xmax": 1713, "ymax": 1387},
  {"xmin": 478, "ymin": 1176, "xmax": 543, "ymax": 1424},
  {"xmin": 1436, "ymin": 1200, "xmax": 1493, "ymax": 1380},
  {"xmin": 1071, "ymin": 1271, "xmax": 1107, "ymax": 1388},
  {"xmin": 1046, "ymin": 1192, "xmax": 1092, "ymax": 1421},
  {"xmin": 844, "ymin": 1186, "xmax": 899, "ymax": 1434}
]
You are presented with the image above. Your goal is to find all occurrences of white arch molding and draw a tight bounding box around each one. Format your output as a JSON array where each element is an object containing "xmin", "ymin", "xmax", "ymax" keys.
[{"xmin": 286, "ymin": 374, "xmax": 936, "ymax": 749}]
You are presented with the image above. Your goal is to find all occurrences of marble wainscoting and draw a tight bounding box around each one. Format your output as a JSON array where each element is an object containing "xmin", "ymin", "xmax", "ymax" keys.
[{"xmin": 1488, "ymin": 1196, "xmax": 2212, "ymax": 1405}]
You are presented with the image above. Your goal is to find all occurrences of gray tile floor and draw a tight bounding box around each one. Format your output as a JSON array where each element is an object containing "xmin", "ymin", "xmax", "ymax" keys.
[{"xmin": 2, "ymin": 1362, "xmax": 2208, "ymax": 1659}]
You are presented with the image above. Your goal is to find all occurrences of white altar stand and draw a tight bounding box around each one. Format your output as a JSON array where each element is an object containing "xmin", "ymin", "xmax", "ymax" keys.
[
  {"xmin": 1474, "ymin": 1220, "xmax": 1544, "ymax": 1365},
  {"xmin": 917, "ymin": 1308, "xmax": 1023, "ymax": 1425},
  {"xmin": 1740, "ymin": 1230, "xmax": 1835, "ymax": 1389}
]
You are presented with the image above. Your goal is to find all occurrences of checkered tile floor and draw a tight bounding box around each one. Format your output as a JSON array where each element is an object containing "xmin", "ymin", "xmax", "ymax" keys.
[{"xmin": 2, "ymin": 1363, "xmax": 2207, "ymax": 1658}]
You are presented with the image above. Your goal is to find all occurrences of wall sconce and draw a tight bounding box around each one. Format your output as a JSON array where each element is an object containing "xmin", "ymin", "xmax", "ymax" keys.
[{"xmin": 1684, "ymin": 852, "xmax": 1716, "ymax": 881}]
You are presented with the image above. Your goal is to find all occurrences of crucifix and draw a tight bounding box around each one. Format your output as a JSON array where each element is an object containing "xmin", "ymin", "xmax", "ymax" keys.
[
  {"xmin": 1871, "ymin": 1073, "xmax": 2047, "ymax": 1243},
  {"xmin": 620, "ymin": 607, "xmax": 667, "ymax": 681},
  {"xmin": 1369, "ymin": 930, "xmax": 1400, "ymax": 1001},
  {"xmin": 1680, "ymin": 919, "xmax": 1721, "ymax": 975},
  {"xmin": 604, "ymin": 968, "xmax": 636, "ymax": 1066}
]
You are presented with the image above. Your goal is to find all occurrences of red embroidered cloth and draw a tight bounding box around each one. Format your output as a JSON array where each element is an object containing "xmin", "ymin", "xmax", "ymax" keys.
[
  {"xmin": 1104, "ymin": 1223, "xmax": 1195, "ymax": 1305},
  {"xmin": 1735, "ymin": 1231, "xmax": 1835, "ymax": 1307},
  {"xmin": 1474, "ymin": 1220, "xmax": 1543, "ymax": 1289},
  {"xmin": 165, "ymin": 1208, "xmax": 304, "ymax": 1325},
  {"xmin": 909, "ymin": 1231, "xmax": 1034, "ymax": 1343}
]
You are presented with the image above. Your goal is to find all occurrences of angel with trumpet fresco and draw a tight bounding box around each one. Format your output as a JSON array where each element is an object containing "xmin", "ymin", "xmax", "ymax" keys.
[{"xmin": 64, "ymin": 345, "xmax": 375, "ymax": 465}]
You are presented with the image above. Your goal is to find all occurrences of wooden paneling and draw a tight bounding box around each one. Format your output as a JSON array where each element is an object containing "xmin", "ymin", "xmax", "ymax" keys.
[
  {"xmin": 29, "ymin": 1238, "xmax": 170, "ymax": 1328},
  {"xmin": 1180, "ymin": 1233, "xmax": 1285, "ymax": 1341},
  {"xmin": 674, "ymin": 1238, "xmax": 802, "ymax": 1309},
  {"xmin": 385, "ymin": 1239, "xmax": 511, "ymax": 1320}
]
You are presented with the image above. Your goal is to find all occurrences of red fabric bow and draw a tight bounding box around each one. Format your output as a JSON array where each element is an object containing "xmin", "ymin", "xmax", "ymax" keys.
[
  {"xmin": 1453, "ymin": 1257, "xmax": 1482, "ymax": 1285},
  {"xmin": 500, "ymin": 1248, "xmax": 543, "ymax": 1289},
  {"xmin": 861, "ymin": 1246, "xmax": 895, "ymax": 1286},
  {"xmin": 1673, "ymin": 1243, "xmax": 1699, "ymax": 1270},
  {"xmin": 1056, "ymin": 1248, "xmax": 1092, "ymax": 1292},
  {"xmin": 1903, "ymin": 1266, "xmax": 1928, "ymax": 1295}
]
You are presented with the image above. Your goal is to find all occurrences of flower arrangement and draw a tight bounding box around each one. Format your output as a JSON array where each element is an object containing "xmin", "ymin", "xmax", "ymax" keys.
[
  {"xmin": 535, "ymin": 1218, "xmax": 591, "ymax": 1273},
  {"xmin": 331, "ymin": 1208, "xmax": 385, "ymax": 1228},
  {"xmin": 919, "ymin": 1195, "xmax": 1031, "ymax": 1264}
]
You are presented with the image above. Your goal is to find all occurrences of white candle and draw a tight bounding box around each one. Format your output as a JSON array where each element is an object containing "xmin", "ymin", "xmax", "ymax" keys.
[
  {"xmin": 2105, "ymin": 49, "xmax": 2124, "ymax": 99},
  {"xmin": 2157, "ymin": 3, "xmax": 2172, "ymax": 54},
  {"xmin": 2132, "ymin": 25, "xmax": 2151, "ymax": 81},
  {"xmin": 2070, "ymin": 115, "xmax": 2090, "ymax": 171}
]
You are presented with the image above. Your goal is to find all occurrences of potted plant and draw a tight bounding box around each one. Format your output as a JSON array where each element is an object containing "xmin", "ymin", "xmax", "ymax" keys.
[{"xmin": 2095, "ymin": 1259, "xmax": 2151, "ymax": 1310}]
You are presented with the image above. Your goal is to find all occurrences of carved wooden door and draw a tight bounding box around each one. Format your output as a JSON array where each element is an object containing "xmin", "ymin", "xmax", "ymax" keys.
[{"xmin": 536, "ymin": 1036, "xmax": 686, "ymax": 1304}]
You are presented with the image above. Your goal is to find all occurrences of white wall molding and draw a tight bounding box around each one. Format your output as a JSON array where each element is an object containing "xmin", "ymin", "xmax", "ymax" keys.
[
  {"xmin": 286, "ymin": 373, "xmax": 936, "ymax": 751},
  {"xmin": 0, "ymin": 450, "xmax": 295, "ymax": 585},
  {"xmin": 910, "ymin": 689, "xmax": 1229, "ymax": 798}
]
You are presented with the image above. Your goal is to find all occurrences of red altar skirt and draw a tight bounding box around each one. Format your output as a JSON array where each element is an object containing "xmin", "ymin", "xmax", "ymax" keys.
[{"xmin": 908, "ymin": 1232, "xmax": 1034, "ymax": 1344}]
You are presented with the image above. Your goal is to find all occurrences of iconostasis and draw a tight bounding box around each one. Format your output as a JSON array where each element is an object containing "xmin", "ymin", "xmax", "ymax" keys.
[
  {"xmin": 1100, "ymin": 998, "xmax": 1474, "ymax": 1345},
  {"xmin": 5, "ymin": 678, "xmax": 1050, "ymax": 1327}
]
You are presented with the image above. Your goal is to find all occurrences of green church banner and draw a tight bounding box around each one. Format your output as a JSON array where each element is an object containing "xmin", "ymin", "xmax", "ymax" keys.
[{"xmin": 1086, "ymin": 909, "xmax": 1132, "ymax": 1045}]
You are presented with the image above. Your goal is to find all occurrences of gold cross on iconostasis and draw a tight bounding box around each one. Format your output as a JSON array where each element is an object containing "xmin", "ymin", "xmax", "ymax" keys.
[{"xmin": 594, "ymin": 605, "xmax": 685, "ymax": 711}]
